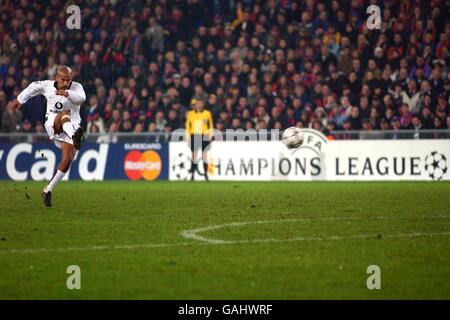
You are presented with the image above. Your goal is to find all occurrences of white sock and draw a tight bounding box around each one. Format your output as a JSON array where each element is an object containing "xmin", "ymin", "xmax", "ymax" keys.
[
  {"xmin": 63, "ymin": 121, "xmax": 75, "ymax": 137},
  {"xmin": 45, "ymin": 170, "xmax": 66, "ymax": 192}
]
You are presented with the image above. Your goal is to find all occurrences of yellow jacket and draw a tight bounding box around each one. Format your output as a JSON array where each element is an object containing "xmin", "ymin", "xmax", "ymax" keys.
[{"xmin": 185, "ymin": 109, "xmax": 214, "ymax": 137}]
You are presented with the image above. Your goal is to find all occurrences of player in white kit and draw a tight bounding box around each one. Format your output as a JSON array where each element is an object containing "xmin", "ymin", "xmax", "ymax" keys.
[{"xmin": 11, "ymin": 66, "xmax": 86, "ymax": 207}]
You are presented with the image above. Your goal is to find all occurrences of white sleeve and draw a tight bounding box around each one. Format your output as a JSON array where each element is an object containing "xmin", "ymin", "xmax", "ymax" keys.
[
  {"xmin": 17, "ymin": 81, "xmax": 45, "ymax": 104},
  {"xmin": 67, "ymin": 83, "xmax": 86, "ymax": 105},
  {"xmin": 71, "ymin": 105, "xmax": 82, "ymax": 124}
]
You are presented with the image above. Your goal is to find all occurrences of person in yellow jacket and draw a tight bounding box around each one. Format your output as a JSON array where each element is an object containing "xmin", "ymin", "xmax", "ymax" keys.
[{"xmin": 185, "ymin": 98, "xmax": 214, "ymax": 180}]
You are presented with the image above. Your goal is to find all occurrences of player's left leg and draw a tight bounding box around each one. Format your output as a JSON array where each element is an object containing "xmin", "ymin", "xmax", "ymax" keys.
[
  {"xmin": 189, "ymin": 135, "xmax": 197, "ymax": 181},
  {"xmin": 42, "ymin": 142, "xmax": 77, "ymax": 207},
  {"xmin": 202, "ymin": 142, "xmax": 210, "ymax": 181}
]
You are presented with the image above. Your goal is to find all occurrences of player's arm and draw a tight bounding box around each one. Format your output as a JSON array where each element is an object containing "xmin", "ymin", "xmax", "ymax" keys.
[
  {"xmin": 185, "ymin": 111, "xmax": 192, "ymax": 140},
  {"xmin": 207, "ymin": 111, "xmax": 213, "ymax": 131},
  {"xmin": 66, "ymin": 84, "xmax": 86, "ymax": 105},
  {"xmin": 12, "ymin": 81, "xmax": 45, "ymax": 109},
  {"xmin": 206, "ymin": 111, "xmax": 214, "ymax": 138}
]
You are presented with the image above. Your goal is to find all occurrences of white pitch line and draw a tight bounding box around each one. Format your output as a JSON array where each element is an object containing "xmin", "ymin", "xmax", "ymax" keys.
[
  {"xmin": 0, "ymin": 241, "xmax": 201, "ymax": 254},
  {"xmin": 1, "ymin": 232, "xmax": 449, "ymax": 255},
  {"xmin": 1, "ymin": 215, "xmax": 449, "ymax": 254},
  {"xmin": 179, "ymin": 215, "xmax": 450, "ymax": 244},
  {"xmin": 218, "ymin": 232, "xmax": 450, "ymax": 244}
]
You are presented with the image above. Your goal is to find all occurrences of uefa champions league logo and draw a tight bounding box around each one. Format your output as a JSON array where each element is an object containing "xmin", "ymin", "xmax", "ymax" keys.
[
  {"xmin": 424, "ymin": 151, "xmax": 448, "ymax": 181},
  {"xmin": 172, "ymin": 152, "xmax": 209, "ymax": 180},
  {"xmin": 171, "ymin": 152, "xmax": 192, "ymax": 180}
]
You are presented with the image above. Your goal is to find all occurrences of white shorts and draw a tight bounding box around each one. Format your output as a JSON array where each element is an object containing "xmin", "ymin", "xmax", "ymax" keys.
[{"xmin": 44, "ymin": 112, "xmax": 80, "ymax": 149}]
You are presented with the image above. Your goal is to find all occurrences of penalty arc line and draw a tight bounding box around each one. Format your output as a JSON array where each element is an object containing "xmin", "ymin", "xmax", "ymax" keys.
[
  {"xmin": 1, "ymin": 232, "xmax": 450, "ymax": 254},
  {"xmin": 1, "ymin": 215, "xmax": 449, "ymax": 254},
  {"xmin": 0, "ymin": 241, "xmax": 203, "ymax": 254},
  {"xmin": 180, "ymin": 215, "xmax": 450, "ymax": 244}
]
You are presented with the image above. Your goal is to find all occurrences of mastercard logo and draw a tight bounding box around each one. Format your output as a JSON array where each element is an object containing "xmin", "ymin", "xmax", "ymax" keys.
[{"xmin": 124, "ymin": 150, "xmax": 162, "ymax": 180}]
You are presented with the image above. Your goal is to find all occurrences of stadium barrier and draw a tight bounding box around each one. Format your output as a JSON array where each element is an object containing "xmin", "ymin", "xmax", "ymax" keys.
[
  {"xmin": 328, "ymin": 129, "xmax": 450, "ymax": 140},
  {"xmin": 170, "ymin": 132, "xmax": 449, "ymax": 181},
  {"xmin": 0, "ymin": 142, "xmax": 168, "ymax": 181},
  {"xmin": 0, "ymin": 130, "xmax": 448, "ymax": 181},
  {"xmin": 0, "ymin": 129, "xmax": 449, "ymax": 143}
]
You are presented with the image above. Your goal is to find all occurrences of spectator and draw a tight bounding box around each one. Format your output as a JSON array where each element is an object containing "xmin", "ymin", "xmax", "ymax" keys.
[
  {"xmin": 1, "ymin": 102, "xmax": 22, "ymax": 133},
  {"xmin": 22, "ymin": 118, "xmax": 32, "ymax": 133},
  {"xmin": 87, "ymin": 124, "xmax": 100, "ymax": 143},
  {"xmin": 401, "ymin": 79, "xmax": 421, "ymax": 113},
  {"xmin": 155, "ymin": 111, "xmax": 167, "ymax": 131},
  {"xmin": 33, "ymin": 121, "xmax": 48, "ymax": 143}
]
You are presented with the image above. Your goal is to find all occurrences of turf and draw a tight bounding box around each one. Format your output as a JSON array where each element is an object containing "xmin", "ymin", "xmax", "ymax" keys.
[{"xmin": 0, "ymin": 181, "xmax": 449, "ymax": 299}]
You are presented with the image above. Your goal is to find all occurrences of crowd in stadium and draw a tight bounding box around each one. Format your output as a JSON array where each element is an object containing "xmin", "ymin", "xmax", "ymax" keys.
[{"xmin": 0, "ymin": 0, "xmax": 449, "ymax": 140}]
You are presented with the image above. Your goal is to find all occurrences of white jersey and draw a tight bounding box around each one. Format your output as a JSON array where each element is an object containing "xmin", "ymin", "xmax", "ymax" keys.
[
  {"xmin": 17, "ymin": 80, "xmax": 85, "ymax": 124},
  {"xmin": 17, "ymin": 80, "xmax": 86, "ymax": 147}
]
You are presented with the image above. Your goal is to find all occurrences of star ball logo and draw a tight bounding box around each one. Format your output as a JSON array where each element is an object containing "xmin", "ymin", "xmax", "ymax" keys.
[
  {"xmin": 171, "ymin": 152, "xmax": 192, "ymax": 180},
  {"xmin": 424, "ymin": 151, "xmax": 447, "ymax": 181},
  {"xmin": 171, "ymin": 152, "xmax": 212, "ymax": 180},
  {"xmin": 124, "ymin": 150, "xmax": 162, "ymax": 180}
]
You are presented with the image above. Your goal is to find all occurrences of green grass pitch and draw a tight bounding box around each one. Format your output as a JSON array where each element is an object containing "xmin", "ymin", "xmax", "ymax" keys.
[{"xmin": 0, "ymin": 181, "xmax": 449, "ymax": 299}]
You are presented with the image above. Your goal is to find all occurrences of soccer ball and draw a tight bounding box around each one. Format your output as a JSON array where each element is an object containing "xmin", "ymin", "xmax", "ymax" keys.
[{"xmin": 282, "ymin": 127, "xmax": 304, "ymax": 149}]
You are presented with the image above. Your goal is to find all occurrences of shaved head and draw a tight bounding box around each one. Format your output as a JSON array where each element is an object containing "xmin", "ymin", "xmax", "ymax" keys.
[
  {"xmin": 57, "ymin": 65, "xmax": 73, "ymax": 76},
  {"xmin": 55, "ymin": 65, "xmax": 73, "ymax": 90}
]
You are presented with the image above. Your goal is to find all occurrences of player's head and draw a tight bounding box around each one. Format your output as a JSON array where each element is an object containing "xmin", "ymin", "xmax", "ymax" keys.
[
  {"xmin": 194, "ymin": 99, "xmax": 204, "ymax": 112},
  {"xmin": 55, "ymin": 65, "xmax": 73, "ymax": 90}
]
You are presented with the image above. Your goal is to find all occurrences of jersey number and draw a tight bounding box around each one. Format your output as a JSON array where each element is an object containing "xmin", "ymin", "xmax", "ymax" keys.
[{"xmin": 55, "ymin": 102, "xmax": 63, "ymax": 110}]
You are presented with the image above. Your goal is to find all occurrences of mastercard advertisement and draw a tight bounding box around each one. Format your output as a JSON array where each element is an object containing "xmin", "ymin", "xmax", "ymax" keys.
[
  {"xmin": 97, "ymin": 143, "xmax": 169, "ymax": 180},
  {"xmin": 0, "ymin": 142, "xmax": 169, "ymax": 181},
  {"xmin": 119, "ymin": 144, "xmax": 169, "ymax": 181},
  {"xmin": 124, "ymin": 150, "xmax": 163, "ymax": 181}
]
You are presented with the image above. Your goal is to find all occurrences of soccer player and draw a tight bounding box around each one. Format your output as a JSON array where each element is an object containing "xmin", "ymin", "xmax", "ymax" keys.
[
  {"xmin": 11, "ymin": 66, "xmax": 86, "ymax": 207},
  {"xmin": 185, "ymin": 98, "xmax": 214, "ymax": 180}
]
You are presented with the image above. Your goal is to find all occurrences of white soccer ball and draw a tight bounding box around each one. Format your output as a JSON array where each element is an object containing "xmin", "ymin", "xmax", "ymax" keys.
[{"xmin": 282, "ymin": 127, "xmax": 304, "ymax": 149}]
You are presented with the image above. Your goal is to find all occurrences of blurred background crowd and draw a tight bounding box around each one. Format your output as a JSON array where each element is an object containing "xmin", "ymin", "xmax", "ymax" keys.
[{"xmin": 0, "ymin": 0, "xmax": 449, "ymax": 140}]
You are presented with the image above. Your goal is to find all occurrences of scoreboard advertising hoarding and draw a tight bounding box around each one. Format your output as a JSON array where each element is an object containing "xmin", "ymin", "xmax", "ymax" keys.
[
  {"xmin": 0, "ymin": 136, "xmax": 448, "ymax": 181},
  {"xmin": 0, "ymin": 142, "xmax": 168, "ymax": 181},
  {"xmin": 169, "ymin": 130, "xmax": 449, "ymax": 181},
  {"xmin": 169, "ymin": 140, "xmax": 449, "ymax": 181}
]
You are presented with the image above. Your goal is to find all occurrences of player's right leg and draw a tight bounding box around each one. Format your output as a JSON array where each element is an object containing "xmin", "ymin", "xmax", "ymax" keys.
[
  {"xmin": 42, "ymin": 142, "xmax": 76, "ymax": 207},
  {"xmin": 41, "ymin": 112, "xmax": 79, "ymax": 207},
  {"xmin": 54, "ymin": 111, "xmax": 84, "ymax": 150},
  {"xmin": 189, "ymin": 135, "xmax": 196, "ymax": 181},
  {"xmin": 190, "ymin": 151, "xmax": 196, "ymax": 181}
]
